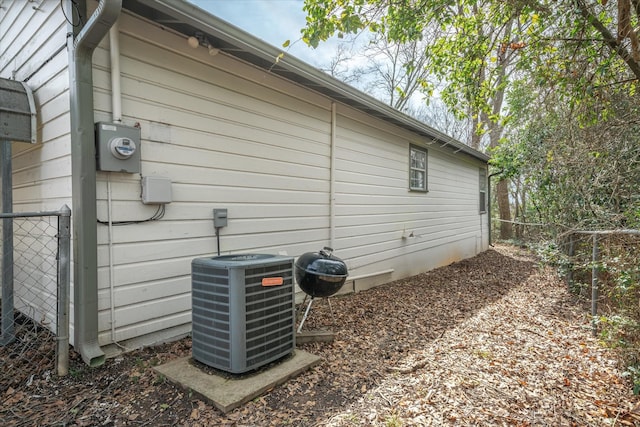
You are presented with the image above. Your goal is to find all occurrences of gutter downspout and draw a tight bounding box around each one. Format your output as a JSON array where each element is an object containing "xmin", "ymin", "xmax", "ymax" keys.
[
  {"xmin": 68, "ymin": 0, "xmax": 122, "ymax": 367},
  {"xmin": 108, "ymin": 22, "xmax": 122, "ymax": 346},
  {"xmin": 329, "ymin": 103, "xmax": 337, "ymax": 249}
]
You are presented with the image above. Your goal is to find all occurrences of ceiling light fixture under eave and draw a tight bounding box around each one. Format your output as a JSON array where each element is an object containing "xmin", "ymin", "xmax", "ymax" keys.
[{"xmin": 187, "ymin": 35, "xmax": 199, "ymax": 48}]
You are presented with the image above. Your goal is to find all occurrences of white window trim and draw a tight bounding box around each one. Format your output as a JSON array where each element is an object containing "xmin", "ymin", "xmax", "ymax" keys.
[
  {"xmin": 479, "ymin": 167, "xmax": 487, "ymax": 213},
  {"xmin": 409, "ymin": 145, "xmax": 428, "ymax": 192}
]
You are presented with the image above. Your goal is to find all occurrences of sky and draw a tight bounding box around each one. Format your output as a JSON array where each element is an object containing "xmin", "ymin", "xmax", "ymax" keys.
[{"xmin": 187, "ymin": 0, "xmax": 342, "ymax": 68}]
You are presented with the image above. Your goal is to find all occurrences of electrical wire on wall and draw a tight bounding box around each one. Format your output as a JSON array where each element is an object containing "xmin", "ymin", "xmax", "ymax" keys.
[
  {"xmin": 61, "ymin": 0, "xmax": 84, "ymax": 27},
  {"xmin": 99, "ymin": 173, "xmax": 167, "ymax": 351},
  {"xmin": 97, "ymin": 204, "xmax": 165, "ymax": 226}
]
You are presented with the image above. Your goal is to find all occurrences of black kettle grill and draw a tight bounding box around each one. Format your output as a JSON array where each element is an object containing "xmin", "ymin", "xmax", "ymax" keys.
[{"xmin": 295, "ymin": 247, "xmax": 348, "ymax": 332}]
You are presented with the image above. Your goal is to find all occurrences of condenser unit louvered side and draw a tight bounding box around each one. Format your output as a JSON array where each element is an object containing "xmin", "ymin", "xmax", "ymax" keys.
[{"xmin": 191, "ymin": 254, "xmax": 295, "ymax": 374}]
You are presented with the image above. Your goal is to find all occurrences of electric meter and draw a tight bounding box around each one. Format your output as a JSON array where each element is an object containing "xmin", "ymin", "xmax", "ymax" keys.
[{"xmin": 95, "ymin": 122, "xmax": 141, "ymax": 173}]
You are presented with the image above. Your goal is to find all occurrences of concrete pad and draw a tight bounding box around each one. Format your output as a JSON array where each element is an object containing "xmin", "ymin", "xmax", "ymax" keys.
[
  {"xmin": 154, "ymin": 350, "xmax": 322, "ymax": 414},
  {"xmin": 296, "ymin": 330, "xmax": 335, "ymax": 344}
]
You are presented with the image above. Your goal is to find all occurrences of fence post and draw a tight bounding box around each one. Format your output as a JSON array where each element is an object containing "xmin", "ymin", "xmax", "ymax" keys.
[
  {"xmin": 57, "ymin": 205, "xmax": 71, "ymax": 376},
  {"xmin": 591, "ymin": 234, "xmax": 599, "ymax": 337},
  {"xmin": 0, "ymin": 140, "xmax": 14, "ymax": 346}
]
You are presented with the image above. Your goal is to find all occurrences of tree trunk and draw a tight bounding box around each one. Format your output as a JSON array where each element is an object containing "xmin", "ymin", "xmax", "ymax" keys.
[
  {"xmin": 520, "ymin": 182, "xmax": 527, "ymax": 239},
  {"xmin": 496, "ymin": 178, "xmax": 513, "ymax": 239},
  {"xmin": 513, "ymin": 178, "xmax": 523, "ymax": 240}
]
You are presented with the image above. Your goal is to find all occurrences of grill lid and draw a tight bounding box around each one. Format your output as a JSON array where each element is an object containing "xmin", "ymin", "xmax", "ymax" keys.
[
  {"xmin": 296, "ymin": 247, "xmax": 348, "ymax": 276},
  {"xmin": 295, "ymin": 247, "xmax": 348, "ymax": 298}
]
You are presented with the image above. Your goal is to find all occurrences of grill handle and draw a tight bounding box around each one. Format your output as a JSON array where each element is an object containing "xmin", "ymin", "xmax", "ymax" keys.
[{"xmin": 320, "ymin": 246, "xmax": 333, "ymax": 258}]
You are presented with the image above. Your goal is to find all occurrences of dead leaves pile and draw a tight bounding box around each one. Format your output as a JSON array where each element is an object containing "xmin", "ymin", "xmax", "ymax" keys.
[
  {"xmin": 316, "ymin": 245, "xmax": 637, "ymax": 426},
  {"xmin": 1, "ymin": 244, "xmax": 637, "ymax": 426}
]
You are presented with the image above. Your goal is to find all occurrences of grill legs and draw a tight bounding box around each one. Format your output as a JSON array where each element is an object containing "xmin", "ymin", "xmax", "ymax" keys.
[
  {"xmin": 296, "ymin": 295, "xmax": 337, "ymax": 333},
  {"xmin": 296, "ymin": 296, "xmax": 314, "ymax": 333}
]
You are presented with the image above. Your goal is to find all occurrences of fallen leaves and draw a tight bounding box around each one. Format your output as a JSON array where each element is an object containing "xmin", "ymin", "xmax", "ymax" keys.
[
  {"xmin": 307, "ymin": 245, "xmax": 638, "ymax": 426},
  {"xmin": 594, "ymin": 400, "xmax": 640, "ymax": 425},
  {"xmin": 1, "ymin": 244, "xmax": 637, "ymax": 426}
]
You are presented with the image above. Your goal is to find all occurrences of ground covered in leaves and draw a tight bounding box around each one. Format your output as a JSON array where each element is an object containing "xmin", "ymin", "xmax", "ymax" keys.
[{"xmin": 1, "ymin": 244, "xmax": 638, "ymax": 426}]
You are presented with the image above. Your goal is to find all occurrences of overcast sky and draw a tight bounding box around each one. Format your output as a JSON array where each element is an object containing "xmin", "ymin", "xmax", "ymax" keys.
[{"xmin": 186, "ymin": 0, "xmax": 341, "ymax": 67}]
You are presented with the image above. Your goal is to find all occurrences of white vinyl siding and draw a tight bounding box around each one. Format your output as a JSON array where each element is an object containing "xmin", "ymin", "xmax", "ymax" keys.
[
  {"xmin": 1, "ymin": 2, "xmax": 487, "ymax": 347},
  {"xmin": 93, "ymin": 11, "xmax": 333, "ymax": 344},
  {"xmin": 1, "ymin": 1, "xmax": 71, "ymax": 211},
  {"xmin": 87, "ymin": 9, "xmax": 489, "ymax": 345},
  {"xmin": 0, "ymin": 1, "xmax": 71, "ymax": 334},
  {"xmin": 333, "ymin": 108, "xmax": 485, "ymax": 280}
]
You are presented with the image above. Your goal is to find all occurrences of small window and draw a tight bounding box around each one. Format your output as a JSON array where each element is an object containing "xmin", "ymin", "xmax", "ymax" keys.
[
  {"xmin": 409, "ymin": 145, "xmax": 427, "ymax": 191},
  {"xmin": 479, "ymin": 168, "xmax": 487, "ymax": 213}
]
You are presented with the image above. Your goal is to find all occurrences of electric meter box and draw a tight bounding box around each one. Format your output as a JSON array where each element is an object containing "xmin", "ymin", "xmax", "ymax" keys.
[{"xmin": 95, "ymin": 122, "xmax": 141, "ymax": 173}]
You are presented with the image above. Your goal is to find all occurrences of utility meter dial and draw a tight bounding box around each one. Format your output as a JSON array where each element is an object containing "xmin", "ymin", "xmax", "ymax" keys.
[{"xmin": 109, "ymin": 137, "xmax": 137, "ymax": 159}]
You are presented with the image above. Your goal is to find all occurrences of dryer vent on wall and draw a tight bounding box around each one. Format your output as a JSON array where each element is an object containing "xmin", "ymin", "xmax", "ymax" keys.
[{"xmin": 191, "ymin": 254, "xmax": 295, "ymax": 374}]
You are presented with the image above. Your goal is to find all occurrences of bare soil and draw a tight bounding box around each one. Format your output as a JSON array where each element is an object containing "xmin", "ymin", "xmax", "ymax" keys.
[{"xmin": 1, "ymin": 244, "xmax": 638, "ymax": 426}]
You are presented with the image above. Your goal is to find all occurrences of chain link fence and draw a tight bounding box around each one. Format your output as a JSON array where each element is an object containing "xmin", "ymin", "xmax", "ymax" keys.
[
  {"xmin": 492, "ymin": 218, "xmax": 640, "ymax": 386},
  {"xmin": 564, "ymin": 231, "xmax": 640, "ymax": 325},
  {"xmin": 0, "ymin": 206, "xmax": 71, "ymax": 392}
]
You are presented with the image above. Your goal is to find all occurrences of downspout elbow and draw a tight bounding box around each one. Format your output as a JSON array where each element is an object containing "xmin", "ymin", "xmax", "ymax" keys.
[{"xmin": 74, "ymin": 0, "xmax": 122, "ymax": 52}]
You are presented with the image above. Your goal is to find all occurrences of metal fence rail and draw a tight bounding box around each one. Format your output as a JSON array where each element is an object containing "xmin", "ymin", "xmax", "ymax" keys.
[{"xmin": 0, "ymin": 206, "xmax": 71, "ymax": 391}]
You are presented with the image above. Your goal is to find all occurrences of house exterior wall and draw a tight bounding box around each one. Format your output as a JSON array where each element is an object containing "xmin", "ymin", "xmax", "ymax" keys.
[
  {"xmin": 0, "ymin": 0, "xmax": 71, "ymax": 211},
  {"xmin": 90, "ymin": 10, "xmax": 488, "ymax": 347},
  {"xmin": 334, "ymin": 109, "xmax": 488, "ymax": 292},
  {"xmin": 0, "ymin": 1, "xmax": 71, "ymax": 330},
  {"xmin": 1, "ymin": 3, "xmax": 488, "ymax": 348},
  {"xmin": 92, "ymin": 11, "xmax": 334, "ymax": 345}
]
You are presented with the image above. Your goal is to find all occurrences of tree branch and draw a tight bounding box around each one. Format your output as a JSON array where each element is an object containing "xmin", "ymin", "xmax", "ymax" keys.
[{"xmin": 575, "ymin": 0, "xmax": 640, "ymax": 79}]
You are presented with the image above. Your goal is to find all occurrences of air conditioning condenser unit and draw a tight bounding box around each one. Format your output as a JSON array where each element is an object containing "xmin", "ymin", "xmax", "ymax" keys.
[{"xmin": 191, "ymin": 254, "xmax": 295, "ymax": 374}]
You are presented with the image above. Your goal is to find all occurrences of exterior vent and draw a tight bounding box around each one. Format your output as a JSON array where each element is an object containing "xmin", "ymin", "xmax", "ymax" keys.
[{"xmin": 191, "ymin": 254, "xmax": 295, "ymax": 374}]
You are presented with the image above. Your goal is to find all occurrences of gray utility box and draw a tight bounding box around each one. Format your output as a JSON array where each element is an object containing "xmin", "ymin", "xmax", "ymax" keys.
[{"xmin": 191, "ymin": 254, "xmax": 295, "ymax": 374}]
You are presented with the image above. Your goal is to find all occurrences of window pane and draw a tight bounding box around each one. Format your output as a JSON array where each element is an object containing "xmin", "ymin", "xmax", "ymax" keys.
[
  {"xmin": 479, "ymin": 168, "xmax": 487, "ymax": 191},
  {"xmin": 411, "ymin": 170, "xmax": 425, "ymax": 189},
  {"xmin": 411, "ymin": 150, "xmax": 426, "ymax": 169}
]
